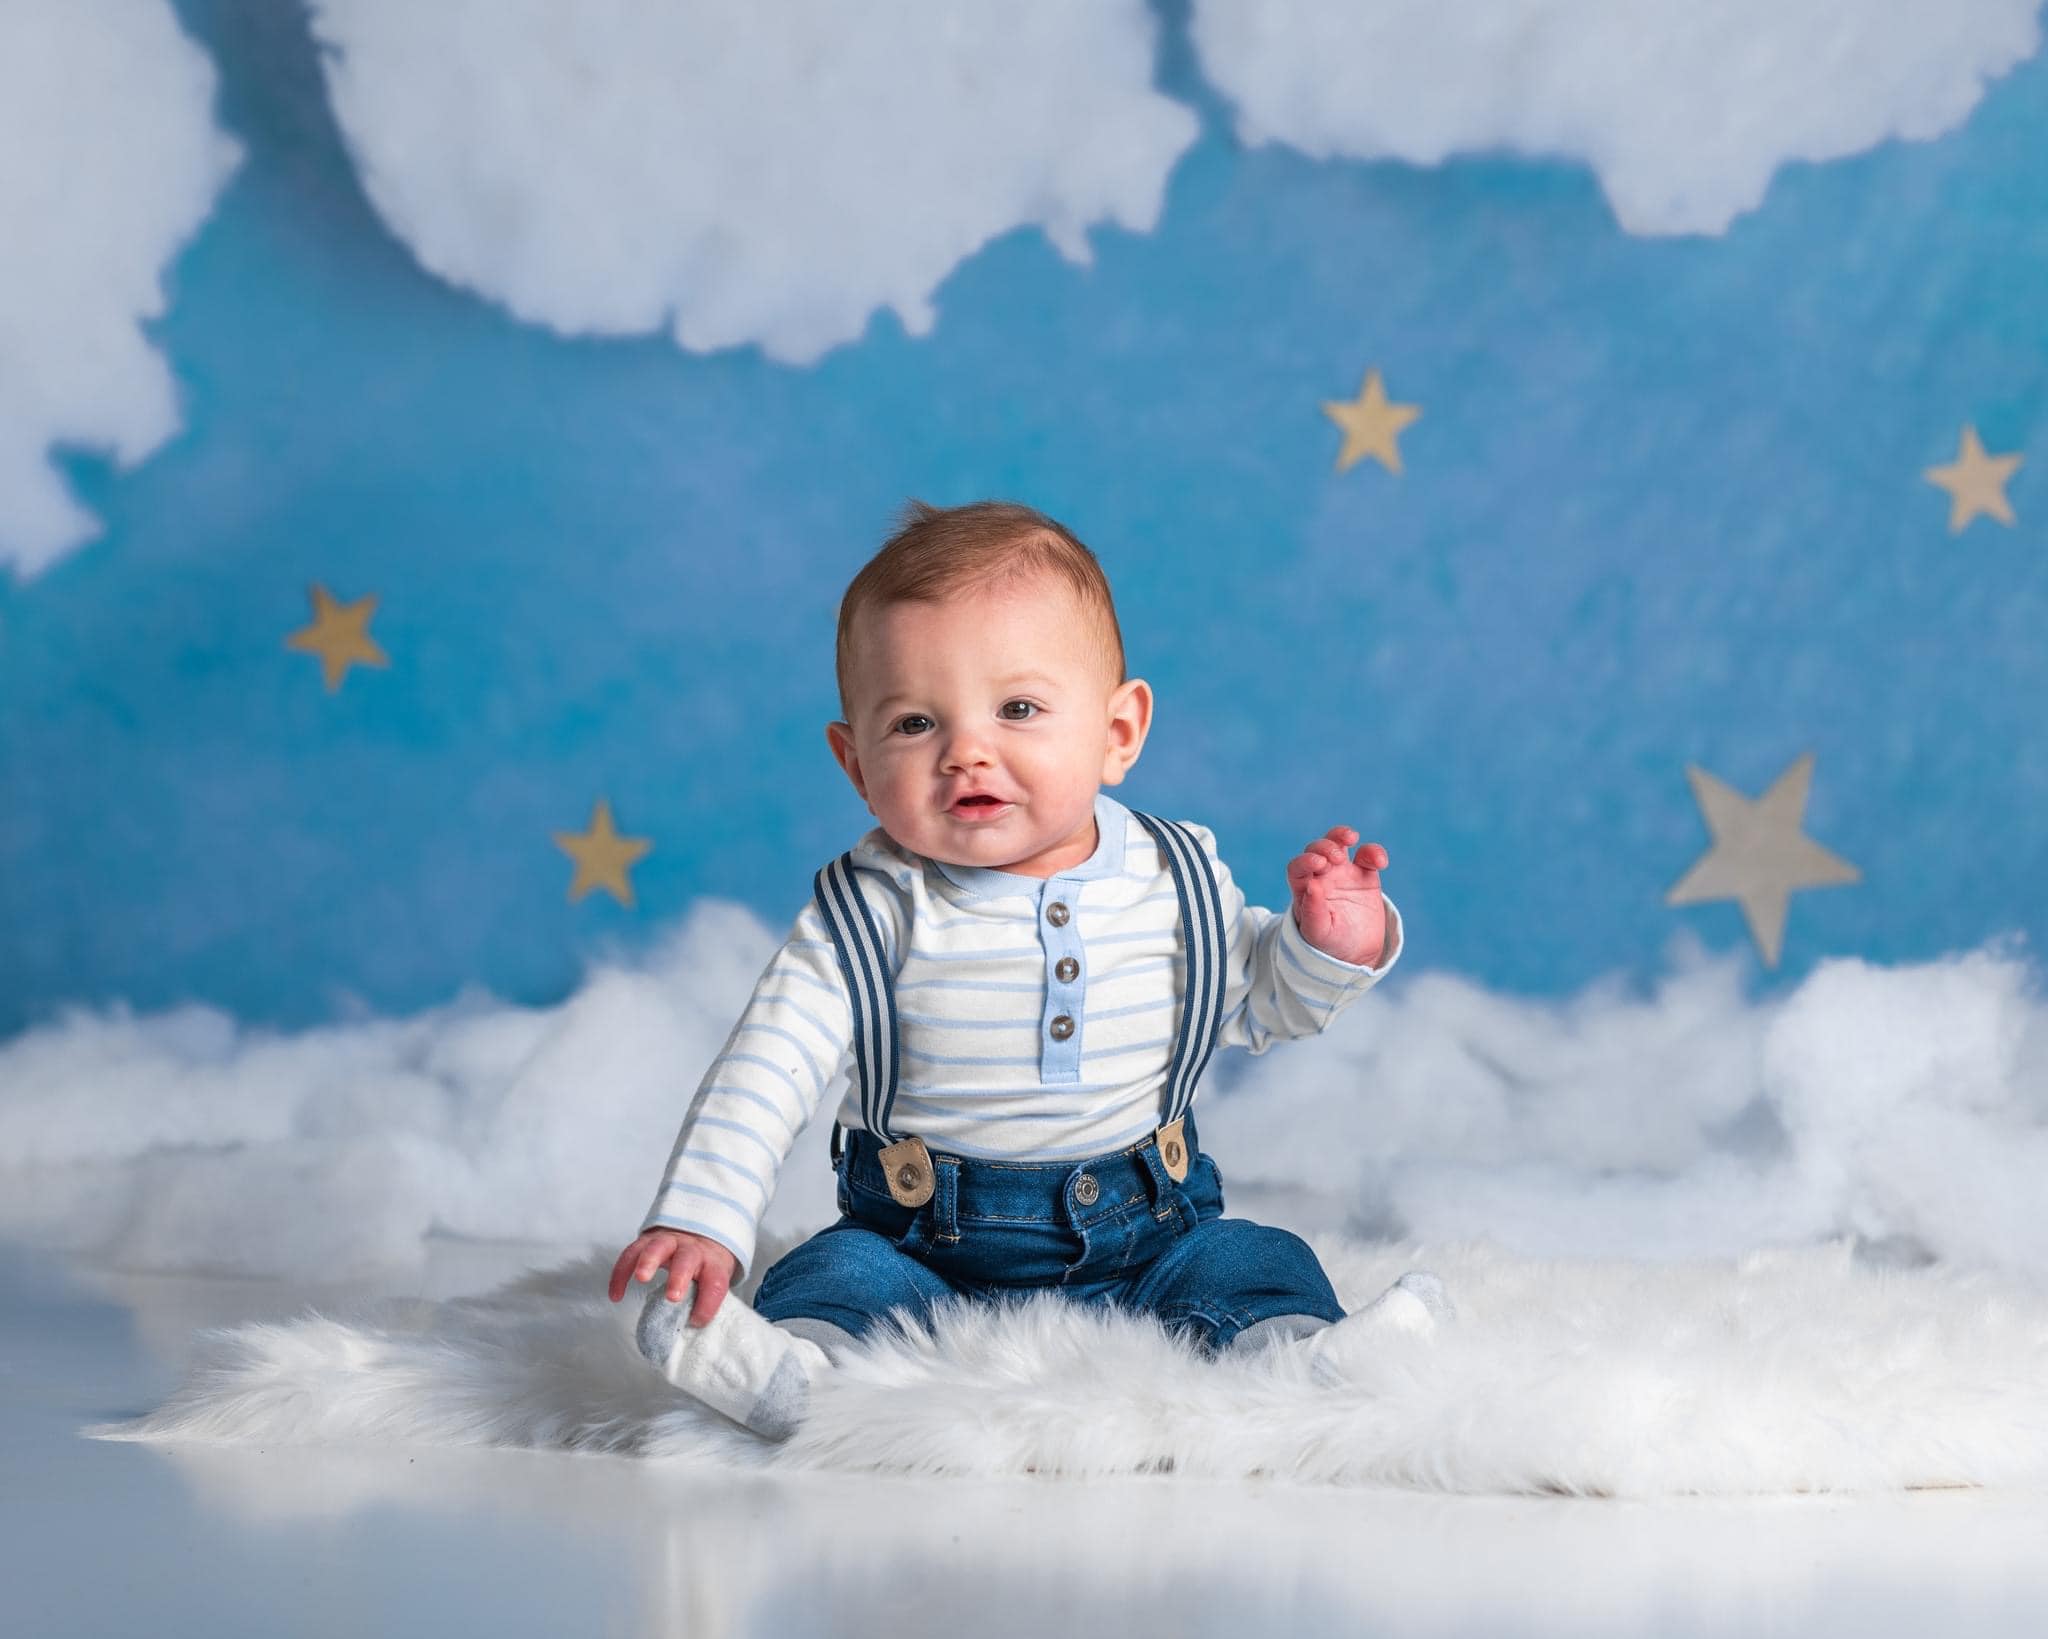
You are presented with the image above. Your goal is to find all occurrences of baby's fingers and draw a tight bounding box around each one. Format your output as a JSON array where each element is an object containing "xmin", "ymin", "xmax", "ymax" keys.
[
  {"xmin": 609, "ymin": 1234, "xmax": 669, "ymax": 1302},
  {"xmin": 1307, "ymin": 827, "xmax": 1362, "ymax": 870},
  {"xmin": 688, "ymin": 1265, "xmax": 730, "ymax": 1327},
  {"xmin": 1287, "ymin": 849, "xmax": 1332, "ymax": 892}
]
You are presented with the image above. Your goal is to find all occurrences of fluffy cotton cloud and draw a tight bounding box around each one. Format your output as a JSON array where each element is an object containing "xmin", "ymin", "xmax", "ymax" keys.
[
  {"xmin": 1207, "ymin": 930, "xmax": 2048, "ymax": 1272},
  {"xmin": 0, "ymin": 1, "xmax": 240, "ymax": 577},
  {"xmin": 1189, "ymin": 0, "xmax": 2041, "ymax": 235},
  {"xmin": 0, "ymin": 898, "xmax": 842, "ymax": 1277},
  {"xmin": 305, "ymin": 0, "xmax": 1197, "ymax": 364},
  {"xmin": 5, "ymin": 893, "xmax": 2047, "ymax": 1282}
]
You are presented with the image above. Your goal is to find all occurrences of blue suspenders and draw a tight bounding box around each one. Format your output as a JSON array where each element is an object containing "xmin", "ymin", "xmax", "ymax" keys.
[
  {"xmin": 1128, "ymin": 812, "xmax": 1229, "ymax": 1134},
  {"xmin": 811, "ymin": 851, "xmax": 904, "ymax": 1144},
  {"xmin": 812, "ymin": 810, "xmax": 1227, "ymax": 1198}
]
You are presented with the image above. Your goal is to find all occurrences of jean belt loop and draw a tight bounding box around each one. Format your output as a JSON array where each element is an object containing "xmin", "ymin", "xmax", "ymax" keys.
[
  {"xmin": 932, "ymin": 1155, "xmax": 961, "ymax": 1244},
  {"xmin": 1136, "ymin": 1133, "xmax": 1174, "ymax": 1215}
]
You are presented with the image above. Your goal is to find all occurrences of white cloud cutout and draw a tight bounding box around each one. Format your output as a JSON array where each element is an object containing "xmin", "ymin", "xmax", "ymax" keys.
[
  {"xmin": 0, "ymin": 0, "xmax": 240, "ymax": 577},
  {"xmin": 1189, "ymin": 0, "xmax": 2042, "ymax": 235},
  {"xmin": 306, "ymin": 0, "xmax": 1198, "ymax": 364}
]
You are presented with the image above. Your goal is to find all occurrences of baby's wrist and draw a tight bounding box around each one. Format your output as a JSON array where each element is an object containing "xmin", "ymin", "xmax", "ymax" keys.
[{"xmin": 1292, "ymin": 902, "xmax": 1384, "ymax": 967}]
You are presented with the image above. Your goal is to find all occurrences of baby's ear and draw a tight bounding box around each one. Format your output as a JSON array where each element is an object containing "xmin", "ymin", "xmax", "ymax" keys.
[
  {"xmin": 1101, "ymin": 678, "xmax": 1153, "ymax": 783},
  {"xmin": 824, "ymin": 720, "xmax": 868, "ymax": 800}
]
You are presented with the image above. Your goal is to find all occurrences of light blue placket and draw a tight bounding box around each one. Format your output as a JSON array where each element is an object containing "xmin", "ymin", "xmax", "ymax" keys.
[{"xmin": 1036, "ymin": 869, "xmax": 1089, "ymax": 1083}]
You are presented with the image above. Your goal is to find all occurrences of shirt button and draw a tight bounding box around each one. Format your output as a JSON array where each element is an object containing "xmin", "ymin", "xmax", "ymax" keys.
[
  {"xmin": 1046, "ymin": 901, "xmax": 1070, "ymax": 927},
  {"xmin": 1054, "ymin": 956, "xmax": 1079, "ymax": 982},
  {"xmin": 1073, "ymin": 1173, "xmax": 1100, "ymax": 1205},
  {"xmin": 1049, "ymin": 1014, "xmax": 1074, "ymax": 1041}
]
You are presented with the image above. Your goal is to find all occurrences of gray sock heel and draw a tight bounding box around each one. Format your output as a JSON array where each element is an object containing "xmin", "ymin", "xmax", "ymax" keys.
[{"xmin": 1391, "ymin": 1270, "xmax": 1457, "ymax": 1324}]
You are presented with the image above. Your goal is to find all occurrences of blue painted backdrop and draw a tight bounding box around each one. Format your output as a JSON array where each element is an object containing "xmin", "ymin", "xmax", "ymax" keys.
[{"xmin": 2, "ymin": 0, "xmax": 2042, "ymax": 1036}]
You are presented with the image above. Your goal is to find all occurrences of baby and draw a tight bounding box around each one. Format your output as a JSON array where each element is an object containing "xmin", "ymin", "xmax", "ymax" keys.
[{"xmin": 606, "ymin": 498, "xmax": 1450, "ymax": 1440}]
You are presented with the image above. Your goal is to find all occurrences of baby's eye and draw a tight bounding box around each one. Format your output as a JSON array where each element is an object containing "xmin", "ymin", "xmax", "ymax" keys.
[
  {"xmin": 892, "ymin": 714, "xmax": 934, "ymax": 736},
  {"xmin": 999, "ymin": 700, "xmax": 1040, "ymax": 721}
]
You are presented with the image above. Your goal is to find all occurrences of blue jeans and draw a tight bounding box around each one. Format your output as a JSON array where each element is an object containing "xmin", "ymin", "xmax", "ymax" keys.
[{"xmin": 752, "ymin": 1114, "xmax": 1345, "ymax": 1355}]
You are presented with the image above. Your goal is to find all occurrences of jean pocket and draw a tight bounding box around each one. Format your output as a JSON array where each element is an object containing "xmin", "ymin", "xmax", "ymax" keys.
[{"xmin": 844, "ymin": 1173, "xmax": 920, "ymax": 1243}]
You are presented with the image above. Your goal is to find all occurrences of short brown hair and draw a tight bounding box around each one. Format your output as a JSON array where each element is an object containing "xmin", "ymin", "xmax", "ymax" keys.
[{"xmin": 834, "ymin": 499, "xmax": 1126, "ymax": 720}]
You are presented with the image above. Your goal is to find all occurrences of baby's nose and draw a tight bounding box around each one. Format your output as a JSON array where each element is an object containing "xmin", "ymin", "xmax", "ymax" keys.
[{"xmin": 940, "ymin": 729, "xmax": 995, "ymax": 768}]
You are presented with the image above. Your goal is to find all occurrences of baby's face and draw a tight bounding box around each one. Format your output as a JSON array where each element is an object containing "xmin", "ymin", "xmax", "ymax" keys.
[{"xmin": 827, "ymin": 573, "xmax": 1151, "ymax": 877}]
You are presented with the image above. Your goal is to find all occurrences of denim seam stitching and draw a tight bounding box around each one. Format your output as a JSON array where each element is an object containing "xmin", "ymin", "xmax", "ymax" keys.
[
  {"xmin": 853, "ymin": 1191, "xmax": 1152, "ymax": 1224},
  {"xmin": 955, "ymin": 1143, "xmax": 1154, "ymax": 1176}
]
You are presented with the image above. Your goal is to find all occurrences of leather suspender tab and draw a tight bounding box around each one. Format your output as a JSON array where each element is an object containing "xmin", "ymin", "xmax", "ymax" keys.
[{"xmin": 878, "ymin": 1135, "xmax": 936, "ymax": 1207}]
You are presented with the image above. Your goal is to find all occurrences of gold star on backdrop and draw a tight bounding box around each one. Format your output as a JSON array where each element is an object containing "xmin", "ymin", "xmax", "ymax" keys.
[
  {"xmin": 1665, "ymin": 752, "xmax": 1860, "ymax": 968},
  {"xmin": 554, "ymin": 798, "xmax": 652, "ymax": 907},
  {"xmin": 1322, "ymin": 368, "xmax": 1421, "ymax": 475},
  {"xmin": 286, "ymin": 585, "xmax": 389, "ymax": 692},
  {"xmin": 1924, "ymin": 425, "xmax": 2022, "ymax": 533}
]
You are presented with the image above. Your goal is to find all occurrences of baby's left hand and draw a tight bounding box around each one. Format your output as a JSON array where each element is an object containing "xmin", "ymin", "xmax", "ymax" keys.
[{"xmin": 1287, "ymin": 826, "xmax": 1389, "ymax": 967}]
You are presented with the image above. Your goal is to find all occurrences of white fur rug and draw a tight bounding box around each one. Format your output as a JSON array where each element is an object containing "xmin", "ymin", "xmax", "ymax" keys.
[{"xmin": 94, "ymin": 1232, "xmax": 2048, "ymax": 1497}]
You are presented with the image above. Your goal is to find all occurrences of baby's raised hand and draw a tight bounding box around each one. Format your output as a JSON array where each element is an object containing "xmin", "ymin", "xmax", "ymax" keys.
[{"xmin": 1286, "ymin": 825, "xmax": 1389, "ymax": 967}]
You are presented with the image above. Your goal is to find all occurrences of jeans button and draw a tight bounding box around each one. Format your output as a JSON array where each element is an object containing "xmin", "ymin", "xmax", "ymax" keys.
[{"xmin": 1073, "ymin": 1173, "xmax": 1100, "ymax": 1206}]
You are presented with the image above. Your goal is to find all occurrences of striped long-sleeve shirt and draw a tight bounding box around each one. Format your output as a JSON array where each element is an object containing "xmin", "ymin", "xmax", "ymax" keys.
[{"xmin": 642, "ymin": 790, "xmax": 1404, "ymax": 1279}]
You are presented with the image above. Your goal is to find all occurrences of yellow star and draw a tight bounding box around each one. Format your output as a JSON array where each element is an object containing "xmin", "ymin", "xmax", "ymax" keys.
[
  {"xmin": 1322, "ymin": 368, "xmax": 1422, "ymax": 475},
  {"xmin": 1665, "ymin": 752, "xmax": 1860, "ymax": 968},
  {"xmin": 554, "ymin": 798, "xmax": 653, "ymax": 907},
  {"xmin": 286, "ymin": 584, "xmax": 389, "ymax": 692},
  {"xmin": 1924, "ymin": 425, "xmax": 2022, "ymax": 533}
]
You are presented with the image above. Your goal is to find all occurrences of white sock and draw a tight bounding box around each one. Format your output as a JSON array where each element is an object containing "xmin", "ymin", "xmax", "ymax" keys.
[
  {"xmin": 636, "ymin": 1286, "xmax": 833, "ymax": 1441},
  {"xmin": 1298, "ymin": 1270, "xmax": 1456, "ymax": 1385}
]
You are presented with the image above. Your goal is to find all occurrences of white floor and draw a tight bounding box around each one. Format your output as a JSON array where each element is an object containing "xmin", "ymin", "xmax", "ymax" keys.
[{"xmin": 8, "ymin": 1239, "xmax": 2048, "ymax": 1639}]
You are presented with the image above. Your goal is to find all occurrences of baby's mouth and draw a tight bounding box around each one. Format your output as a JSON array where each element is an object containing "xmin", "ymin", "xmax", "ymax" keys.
[{"xmin": 949, "ymin": 795, "xmax": 1011, "ymax": 820}]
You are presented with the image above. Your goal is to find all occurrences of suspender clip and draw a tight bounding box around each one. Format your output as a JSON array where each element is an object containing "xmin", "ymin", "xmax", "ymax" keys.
[
  {"xmin": 1155, "ymin": 1117, "xmax": 1190, "ymax": 1182},
  {"xmin": 877, "ymin": 1135, "xmax": 936, "ymax": 1207}
]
